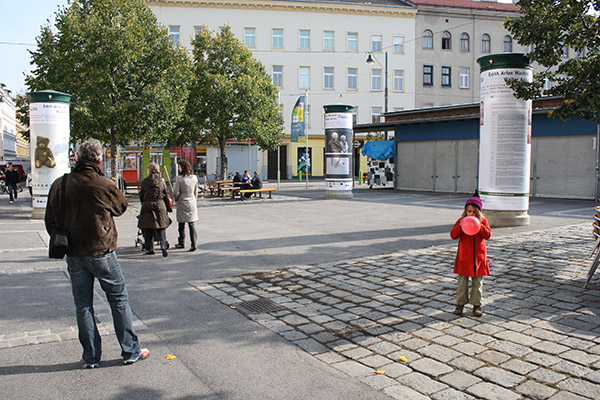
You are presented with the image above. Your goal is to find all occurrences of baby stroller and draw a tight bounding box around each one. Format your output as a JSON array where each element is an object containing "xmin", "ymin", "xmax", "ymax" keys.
[{"xmin": 135, "ymin": 217, "xmax": 170, "ymax": 250}]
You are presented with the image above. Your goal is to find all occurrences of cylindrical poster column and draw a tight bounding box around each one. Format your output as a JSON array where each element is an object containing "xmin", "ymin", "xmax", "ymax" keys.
[
  {"xmin": 27, "ymin": 90, "xmax": 72, "ymax": 219},
  {"xmin": 477, "ymin": 54, "xmax": 532, "ymax": 227},
  {"xmin": 324, "ymin": 104, "xmax": 355, "ymax": 199}
]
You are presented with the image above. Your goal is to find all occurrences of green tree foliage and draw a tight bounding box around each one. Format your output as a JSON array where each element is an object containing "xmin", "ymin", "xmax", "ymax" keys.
[
  {"xmin": 25, "ymin": 0, "xmax": 192, "ymax": 175},
  {"xmin": 505, "ymin": 0, "xmax": 600, "ymax": 120},
  {"xmin": 183, "ymin": 25, "xmax": 283, "ymax": 179}
]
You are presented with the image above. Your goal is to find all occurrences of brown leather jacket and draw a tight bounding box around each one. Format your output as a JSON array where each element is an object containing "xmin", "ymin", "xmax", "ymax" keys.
[{"xmin": 45, "ymin": 161, "xmax": 128, "ymax": 256}]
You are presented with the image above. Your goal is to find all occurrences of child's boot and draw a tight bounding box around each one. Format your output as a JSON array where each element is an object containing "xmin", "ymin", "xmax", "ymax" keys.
[
  {"xmin": 453, "ymin": 305, "xmax": 464, "ymax": 315},
  {"xmin": 473, "ymin": 306, "xmax": 483, "ymax": 317}
]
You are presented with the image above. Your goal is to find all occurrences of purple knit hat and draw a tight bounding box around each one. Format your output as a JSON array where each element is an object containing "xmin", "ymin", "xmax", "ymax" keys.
[{"xmin": 465, "ymin": 192, "xmax": 482, "ymax": 210}]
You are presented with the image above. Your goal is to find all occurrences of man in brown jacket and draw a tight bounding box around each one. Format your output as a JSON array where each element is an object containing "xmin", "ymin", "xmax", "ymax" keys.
[{"xmin": 45, "ymin": 139, "xmax": 148, "ymax": 368}]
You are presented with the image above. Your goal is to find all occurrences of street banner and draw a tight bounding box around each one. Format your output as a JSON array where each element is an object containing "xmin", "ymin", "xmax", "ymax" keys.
[{"xmin": 291, "ymin": 96, "xmax": 305, "ymax": 143}]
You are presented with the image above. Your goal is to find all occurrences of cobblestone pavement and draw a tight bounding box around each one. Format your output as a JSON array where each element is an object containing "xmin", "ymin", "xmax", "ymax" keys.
[{"xmin": 191, "ymin": 223, "xmax": 600, "ymax": 400}]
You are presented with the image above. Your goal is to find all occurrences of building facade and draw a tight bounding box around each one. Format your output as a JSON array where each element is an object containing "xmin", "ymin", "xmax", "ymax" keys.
[
  {"xmin": 0, "ymin": 85, "xmax": 18, "ymax": 160},
  {"xmin": 148, "ymin": 0, "xmax": 417, "ymax": 179},
  {"xmin": 411, "ymin": 0, "xmax": 523, "ymax": 108}
]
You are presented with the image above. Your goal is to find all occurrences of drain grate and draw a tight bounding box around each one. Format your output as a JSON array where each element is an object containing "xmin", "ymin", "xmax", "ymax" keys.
[{"xmin": 234, "ymin": 298, "xmax": 286, "ymax": 315}]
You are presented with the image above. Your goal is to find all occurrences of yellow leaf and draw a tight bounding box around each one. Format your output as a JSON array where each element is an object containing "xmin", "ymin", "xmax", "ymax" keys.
[
  {"xmin": 398, "ymin": 356, "xmax": 407, "ymax": 362},
  {"xmin": 376, "ymin": 370, "xmax": 385, "ymax": 374},
  {"xmin": 429, "ymin": 280, "xmax": 437, "ymax": 284},
  {"xmin": 166, "ymin": 355, "xmax": 176, "ymax": 359}
]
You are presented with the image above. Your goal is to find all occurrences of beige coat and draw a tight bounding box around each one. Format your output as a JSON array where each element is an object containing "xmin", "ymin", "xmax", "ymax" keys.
[{"xmin": 173, "ymin": 175, "xmax": 198, "ymax": 223}]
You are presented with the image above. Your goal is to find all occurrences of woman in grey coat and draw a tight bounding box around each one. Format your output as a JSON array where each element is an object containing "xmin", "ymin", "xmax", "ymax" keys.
[
  {"xmin": 138, "ymin": 162, "xmax": 170, "ymax": 257},
  {"xmin": 173, "ymin": 160, "xmax": 198, "ymax": 251}
]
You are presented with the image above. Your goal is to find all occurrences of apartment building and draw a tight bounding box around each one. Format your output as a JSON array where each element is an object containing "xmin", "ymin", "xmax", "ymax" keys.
[
  {"xmin": 410, "ymin": 0, "xmax": 523, "ymax": 108},
  {"xmin": 148, "ymin": 0, "xmax": 417, "ymax": 179}
]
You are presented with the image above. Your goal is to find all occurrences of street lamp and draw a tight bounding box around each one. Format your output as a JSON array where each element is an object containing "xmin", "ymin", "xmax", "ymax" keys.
[{"xmin": 366, "ymin": 51, "xmax": 388, "ymax": 140}]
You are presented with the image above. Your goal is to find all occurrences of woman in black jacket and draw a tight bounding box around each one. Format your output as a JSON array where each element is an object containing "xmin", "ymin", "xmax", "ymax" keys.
[{"xmin": 138, "ymin": 163, "xmax": 170, "ymax": 256}]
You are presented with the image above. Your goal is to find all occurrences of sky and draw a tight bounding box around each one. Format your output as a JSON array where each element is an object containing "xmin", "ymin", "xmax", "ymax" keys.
[
  {"xmin": 0, "ymin": 0, "xmax": 515, "ymax": 98},
  {"xmin": 0, "ymin": 1, "xmax": 70, "ymax": 96}
]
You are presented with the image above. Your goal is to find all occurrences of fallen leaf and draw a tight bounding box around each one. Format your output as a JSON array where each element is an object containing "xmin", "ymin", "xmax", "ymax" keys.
[
  {"xmin": 429, "ymin": 280, "xmax": 437, "ymax": 283},
  {"xmin": 166, "ymin": 355, "xmax": 176, "ymax": 359},
  {"xmin": 398, "ymin": 356, "xmax": 407, "ymax": 362},
  {"xmin": 376, "ymin": 370, "xmax": 385, "ymax": 374},
  {"xmin": 237, "ymin": 246, "xmax": 241, "ymax": 249}
]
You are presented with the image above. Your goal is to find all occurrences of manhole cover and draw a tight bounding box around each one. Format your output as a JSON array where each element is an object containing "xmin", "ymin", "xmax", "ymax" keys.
[{"xmin": 234, "ymin": 298, "xmax": 286, "ymax": 314}]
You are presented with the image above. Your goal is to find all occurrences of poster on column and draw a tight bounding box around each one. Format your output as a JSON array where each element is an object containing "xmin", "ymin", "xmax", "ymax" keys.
[
  {"xmin": 324, "ymin": 112, "xmax": 353, "ymax": 182},
  {"xmin": 30, "ymin": 102, "xmax": 71, "ymax": 208},
  {"xmin": 479, "ymin": 67, "xmax": 532, "ymax": 211}
]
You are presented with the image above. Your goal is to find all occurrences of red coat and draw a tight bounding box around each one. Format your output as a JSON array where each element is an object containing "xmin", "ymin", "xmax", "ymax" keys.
[{"xmin": 450, "ymin": 217, "xmax": 491, "ymax": 277}]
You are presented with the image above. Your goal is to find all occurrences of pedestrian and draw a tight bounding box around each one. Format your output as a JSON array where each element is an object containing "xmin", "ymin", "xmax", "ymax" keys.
[
  {"xmin": 5, "ymin": 163, "xmax": 20, "ymax": 203},
  {"xmin": 450, "ymin": 193, "xmax": 492, "ymax": 317},
  {"xmin": 44, "ymin": 139, "xmax": 148, "ymax": 368},
  {"xmin": 139, "ymin": 162, "xmax": 170, "ymax": 257},
  {"xmin": 173, "ymin": 160, "xmax": 198, "ymax": 251},
  {"xmin": 26, "ymin": 173, "xmax": 33, "ymax": 197}
]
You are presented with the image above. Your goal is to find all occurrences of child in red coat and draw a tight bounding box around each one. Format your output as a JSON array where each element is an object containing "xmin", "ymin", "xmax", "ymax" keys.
[{"xmin": 450, "ymin": 194, "xmax": 492, "ymax": 317}]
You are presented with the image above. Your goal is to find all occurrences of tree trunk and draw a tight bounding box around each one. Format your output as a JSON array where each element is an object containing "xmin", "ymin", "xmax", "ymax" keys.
[
  {"xmin": 219, "ymin": 136, "xmax": 227, "ymax": 180},
  {"xmin": 110, "ymin": 125, "xmax": 118, "ymax": 179}
]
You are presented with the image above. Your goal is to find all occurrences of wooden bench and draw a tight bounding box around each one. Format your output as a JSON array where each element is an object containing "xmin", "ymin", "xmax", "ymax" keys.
[
  {"xmin": 125, "ymin": 181, "xmax": 142, "ymax": 193},
  {"xmin": 235, "ymin": 188, "xmax": 276, "ymax": 200}
]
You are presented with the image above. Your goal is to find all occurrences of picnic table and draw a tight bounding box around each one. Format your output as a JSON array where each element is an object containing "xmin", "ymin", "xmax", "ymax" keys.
[{"xmin": 207, "ymin": 180, "xmax": 234, "ymax": 197}]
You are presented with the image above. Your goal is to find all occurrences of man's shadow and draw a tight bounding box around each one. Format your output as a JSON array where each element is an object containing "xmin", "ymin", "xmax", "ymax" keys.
[{"xmin": 0, "ymin": 358, "xmax": 124, "ymax": 375}]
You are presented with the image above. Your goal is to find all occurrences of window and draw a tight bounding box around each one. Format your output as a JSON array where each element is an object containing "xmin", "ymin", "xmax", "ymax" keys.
[
  {"xmin": 352, "ymin": 108, "xmax": 358, "ymax": 125},
  {"xmin": 503, "ymin": 35, "xmax": 512, "ymax": 53},
  {"xmin": 244, "ymin": 28, "xmax": 256, "ymax": 48},
  {"xmin": 561, "ymin": 43, "xmax": 569, "ymax": 58},
  {"xmin": 347, "ymin": 68, "xmax": 357, "ymax": 90},
  {"xmin": 299, "ymin": 66, "xmax": 310, "ymax": 89},
  {"xmin": 272, "ymin": 65, "xmax": 283, "ymax": 88},
  {"xmin": 393, "ymin": 35, "xmax": 405, "ymax": 54},
  {"xmin": 460, "ymin": 33, "xmax": 470, "ymax": 52},
  {"xmin": 323, "ymin": 67, "xmax": 334, "ymax": 89},
  {"xmin": 194, "ymin": 26, "xmax": 207, "ymax": 38},
  {"xmin": 272, "ymin": 28, "xmax": 283, "ymax": 48},
  {"xmin": 299, "ymin": 30, "xmax": 310, "ymax": 50},
  {"xmin": 459, "ymin": 68, "xmax": 469, "ymax": 89},
  {"xmin": 525, "ymin": 44, "xmax": 534, "ymax": 54},
  {"xmin": 576, "ymin": 47, "xmax": 585, "ymax": 58},
  {"xmin": 423, "ymin": 30, "xmax": 433, "ymax": 49},
  {"xmin": 423, "ymin": 65, "xmax": 433, "ymax": 86},
  {"xmin": 169, "ymin": 26, "xmax": 180, "ymax": 44},
  {"xmin": 442, "ymin": 31, "xmax": 451, "ymax": 50},
  {"xmin": 442, "ymin": 66, "xmax": 451, "ymax": 87},
  {"xmin": 347, "ymin": 32, "xmax": 358, "ymax": 52},
  {"xmin": 371, "ymin": 107, "xmax": 382, "ymax": 123},
  {"xmin": 543, "ymin": 78, "xmax": 552, "ymax": 91},
  {"xmin": 371, "ymin": 69, "xmax": 382, "ymax": 91},
  {"xmin": 482, "ymin": 34, "xmax": 491, "ymax": 53},
  {"xmin": 323, "ymin": 31, "xmax": 334, "ymax": 51},
  {"xmin": 393, "ymin": 70, "xmax": 404, "ymax": 92},
  {"xmin": 371, "ymin": 34, "xmax": 382, "ymax": 52}
]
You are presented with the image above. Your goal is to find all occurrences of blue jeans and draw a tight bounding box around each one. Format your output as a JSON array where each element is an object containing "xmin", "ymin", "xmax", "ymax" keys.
[{"xmin": 66, "ymin": 251, "xmax": 141, "ymax": 364}]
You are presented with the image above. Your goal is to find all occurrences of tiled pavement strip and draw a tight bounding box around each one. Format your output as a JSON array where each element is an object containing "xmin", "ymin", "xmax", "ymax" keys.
[
  {"xmin": 0, "ymin": 269, "xmax": 148, "ymax": 349},
  {"xmin": 191, "ymin": 223, "xmax": 600, "ymax": 400}
]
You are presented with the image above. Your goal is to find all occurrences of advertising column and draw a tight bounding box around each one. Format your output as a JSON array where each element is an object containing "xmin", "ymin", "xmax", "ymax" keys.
[
  {"xmin": 477, "ymin": 53, "xmax": 532, "ymax": 227},
  {"xmin": 28, "ymin": 90, "xmax": 72, "ymax": 219},
  {"xmin": 324, "ymin": 104, "xmax": 355, "ymax": 199}
]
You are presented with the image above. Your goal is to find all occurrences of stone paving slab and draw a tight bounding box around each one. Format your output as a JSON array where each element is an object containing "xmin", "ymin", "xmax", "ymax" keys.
[{"xmin": 190, "ymin": 223, "xmax": 600, "ymax": 399}]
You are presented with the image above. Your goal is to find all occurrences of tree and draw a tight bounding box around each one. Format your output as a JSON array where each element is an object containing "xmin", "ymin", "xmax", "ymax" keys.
[
  {"xmin": 182, "ymin": 25, "xmax": 283, "ymax": 179},
  {"xmin": 25, "ymin": 0, "xmax": 192, "ymax": 176},
  {"xmin": 504, "ymin": 0, "xmax": 600, "ymax": 120}
]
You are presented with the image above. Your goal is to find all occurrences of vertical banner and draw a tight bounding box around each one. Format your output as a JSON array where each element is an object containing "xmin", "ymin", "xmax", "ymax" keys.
[
  {"xmin": 27, "ymin": 90, "xmax": 72, "ymax": 218},
  {"xmin": 291, "ymin": 96, "xmax": 305, "ymax": 143},
  {"xmin": 324, "ymin": 104, "xmax": 355, "ymax": 199},
  {"xmin": 477, "ymin": 54, "xmax": 532, "ymax": 212}
]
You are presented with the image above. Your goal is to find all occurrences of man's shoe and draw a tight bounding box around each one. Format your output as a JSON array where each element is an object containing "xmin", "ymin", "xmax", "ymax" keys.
[
  {"xmin": 189, "ymin": 246, "xmax": 196, "ymax": 252},
  {"xmin": 124, "ymin": 348, "xmax": 149, "ymax": 365},
  {"xmin": 453, "ymin": 305, "xmax": 464, "ymax": 315},
  {"xmin": 473, "ymin": 306, "xmax": 483, "ymax": 317},
  {"xmin": 145, "ymin": 250, "xmax": 155, "ymax": 255},
  {"xmin": 162, "ymin": 248, "xmax": 168, "ymax": 257},
  {"xmin": 175, "ymin": 243, "xmax": 184, "ymax": 249},
  {"xmin": 83, "ymin": 362, "xmax": 99, "ymax": 369}
]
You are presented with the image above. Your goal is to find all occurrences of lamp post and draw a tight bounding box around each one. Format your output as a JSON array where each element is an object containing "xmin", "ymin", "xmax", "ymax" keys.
[{"xmin": 366, "ymin": 51, "xmax": 388, "ymax": 140}]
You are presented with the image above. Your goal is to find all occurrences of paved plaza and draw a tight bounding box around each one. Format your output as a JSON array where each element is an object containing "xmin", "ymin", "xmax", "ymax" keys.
[{"xmin": 1, "ymin": 183, "xmax": 599, "ymax": 399}]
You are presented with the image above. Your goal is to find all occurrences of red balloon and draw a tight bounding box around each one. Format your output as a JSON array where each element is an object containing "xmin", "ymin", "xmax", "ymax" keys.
[{"xmin": 461, "ymin": 216, "xmax": 481, "ymax": 236}]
